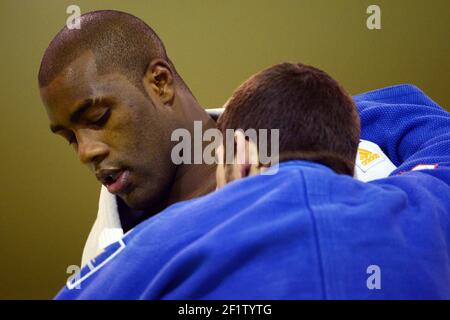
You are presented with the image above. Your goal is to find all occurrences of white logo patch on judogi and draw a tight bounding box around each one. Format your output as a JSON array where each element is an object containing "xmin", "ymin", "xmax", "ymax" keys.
[{"xmin": 355, "ymin": 140, "xmax": 397, "ymax": 182}]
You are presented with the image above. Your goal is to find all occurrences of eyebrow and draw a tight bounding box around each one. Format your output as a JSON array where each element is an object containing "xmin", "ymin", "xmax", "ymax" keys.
[{"xmin": 49, "ymin": 98, "xmax": 101, "ymax": 133}]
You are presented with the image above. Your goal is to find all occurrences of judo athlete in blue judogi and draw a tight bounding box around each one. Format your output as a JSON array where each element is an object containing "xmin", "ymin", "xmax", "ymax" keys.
[{"xmin": 56, "ymin": 63, "xmax": 450, "ymax": 299}]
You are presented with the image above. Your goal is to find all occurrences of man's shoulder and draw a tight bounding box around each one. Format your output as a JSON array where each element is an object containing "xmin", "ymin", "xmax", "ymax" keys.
[
  {"xmin": 353, "ymin": 84, "xmax": 440, "ymax": 108},
  {"xmin": 127, "ymin": 163, "xmax": 328, "ymax": 242}
]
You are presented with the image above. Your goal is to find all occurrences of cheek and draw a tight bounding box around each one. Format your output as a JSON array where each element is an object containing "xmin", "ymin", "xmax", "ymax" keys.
[
  {"xmin": 110, "ymin": 103, "xmax": 176, "ymax": 176},
  {"xmin": 109, "ymin": 106, "xmax": 151, "ymax": 149}
]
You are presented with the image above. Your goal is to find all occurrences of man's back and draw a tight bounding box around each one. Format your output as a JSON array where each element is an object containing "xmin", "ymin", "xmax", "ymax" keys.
[{"xmin": 57, "ymin": 159, "xmax": 450, "ymax": 299}]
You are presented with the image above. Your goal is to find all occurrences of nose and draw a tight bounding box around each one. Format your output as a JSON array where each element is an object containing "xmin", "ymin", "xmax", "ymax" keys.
[{"xmin": 76, "ymin": 131, "xmax": 109, "ymax": 166}]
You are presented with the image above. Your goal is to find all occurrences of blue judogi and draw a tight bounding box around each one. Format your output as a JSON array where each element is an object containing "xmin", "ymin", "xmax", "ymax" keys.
[{"xmin": 56, "ymin": 85, "xmax": 450, "ymax": 299}]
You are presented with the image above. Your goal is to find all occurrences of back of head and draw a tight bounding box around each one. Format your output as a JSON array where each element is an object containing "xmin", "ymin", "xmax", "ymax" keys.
[
  {"xmin": 217, "ymin": 63, "xmax": 360, "ymax": 175},
  {"xmin": 39, "ymin": 10, "xmax": 185, "ymax": 93}
]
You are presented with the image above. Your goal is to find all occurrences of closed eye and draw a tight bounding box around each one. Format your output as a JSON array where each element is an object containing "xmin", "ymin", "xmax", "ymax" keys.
[{"xmin": 90, "ymin": 109, "xmax": 111, "ymax": 127}]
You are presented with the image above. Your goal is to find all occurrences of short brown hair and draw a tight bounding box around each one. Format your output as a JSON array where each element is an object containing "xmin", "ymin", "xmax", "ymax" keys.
[{"xmin": 217, "ymin": 63, "xmax": 360, "ymax": 175}]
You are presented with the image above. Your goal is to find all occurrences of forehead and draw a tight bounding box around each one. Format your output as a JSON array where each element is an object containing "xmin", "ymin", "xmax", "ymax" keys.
[
  {"xmin": 40, "ymin": 51, "xmax": 130, "ymax": 121},
  {"xmin": 41, "ymin": 51, "xmax": 98, "ymax": 112}
]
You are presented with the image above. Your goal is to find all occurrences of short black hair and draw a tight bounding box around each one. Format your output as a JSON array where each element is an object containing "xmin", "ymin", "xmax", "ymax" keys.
[
  {"xmin": 38, "ymin": 10, "xmax": 187, "ymax": 93},
  {"xmin": 217, "ymin": 63, "xmax": 360, "ymax": 175}
]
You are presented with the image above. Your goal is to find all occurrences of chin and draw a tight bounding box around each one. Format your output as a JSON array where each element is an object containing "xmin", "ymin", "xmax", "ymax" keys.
[
  {"xmin": 121, "ymin": 184, "xmax": 168, "ymax": 211},
  {"xmin": 121, "ymin": 193, "xmax": 151, "ymax": 211}
]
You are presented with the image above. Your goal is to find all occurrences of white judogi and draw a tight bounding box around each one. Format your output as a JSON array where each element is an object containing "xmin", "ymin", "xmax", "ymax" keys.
[
  {"xmin": 81, "ymin": 186, "xmax": 124, "ymax": 266},
  {"xmin": 81, "ymin": 139, "xmax": 397, "ymax": 266}
]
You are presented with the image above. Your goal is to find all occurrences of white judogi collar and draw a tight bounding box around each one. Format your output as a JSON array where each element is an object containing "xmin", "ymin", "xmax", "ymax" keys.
[
  {"xmin": 81, "ymin": 186, "xmax": 123, "ymax": 266},
  {"xmin": 81, "ymin": 139, "xmax": 397, "ymax": 266}
]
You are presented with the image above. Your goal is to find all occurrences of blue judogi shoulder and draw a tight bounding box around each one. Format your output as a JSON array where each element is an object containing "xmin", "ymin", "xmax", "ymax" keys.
[{"xmin": 56, "ymin": 85, "xmax": 450, "ymax": 299}]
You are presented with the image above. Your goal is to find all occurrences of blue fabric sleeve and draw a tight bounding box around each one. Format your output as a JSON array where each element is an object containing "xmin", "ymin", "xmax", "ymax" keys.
[{"xmin": 354, "ymin": 84, "xmax": 450, "ymax": 174}]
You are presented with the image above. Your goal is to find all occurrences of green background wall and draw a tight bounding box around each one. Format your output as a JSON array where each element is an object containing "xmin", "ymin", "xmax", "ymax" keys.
[{"xmin": 0, "ymin": 0, "xmax": 448, "ymax": 299}]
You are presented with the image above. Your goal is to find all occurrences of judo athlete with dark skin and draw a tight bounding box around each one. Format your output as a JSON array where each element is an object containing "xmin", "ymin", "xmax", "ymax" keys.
[{"xmin": 39, "ymin": 11, "xmax": 216, "ymax": 231}]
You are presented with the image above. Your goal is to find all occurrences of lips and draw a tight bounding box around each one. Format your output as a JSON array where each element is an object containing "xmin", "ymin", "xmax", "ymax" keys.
[{"xmin": 96, "ymin": 169, "xmax": 131, "ymax": 194}]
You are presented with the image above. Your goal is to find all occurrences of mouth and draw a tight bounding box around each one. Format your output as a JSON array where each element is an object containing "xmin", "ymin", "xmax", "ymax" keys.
[{"xmin": 96, "ymin": 169, "xmax": 131, "ymax": 195}]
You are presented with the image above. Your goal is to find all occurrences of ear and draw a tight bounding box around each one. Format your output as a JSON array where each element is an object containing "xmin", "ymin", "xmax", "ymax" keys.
[
  {"xmin": 234, "ymin": 130, "xmax": 252, "ymax": 178},
  {"xmin": 142, "ymin": 59, "xmax": 175, "ymax": 105},
  {"xmin": 215, "ymin": 143, "xmax": 227, "ymax": 189},
  {"xmin": 247, "ymin": 138, "xmax": 260, "ymax": 175}
]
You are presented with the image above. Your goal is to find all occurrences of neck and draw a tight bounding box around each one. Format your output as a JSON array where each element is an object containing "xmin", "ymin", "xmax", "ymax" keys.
[
  {"xmin": 120, "ymin": 162, "xmax": 217, "ymax": 232},
  {"xmin": 167, "ymin": 162, "xmax": 217, "ymax": 206},
  {"xmin": 178, "ymin": 93, "xmax": 217, "ymax": 130},
  {"xmin": 167, "ymin": 92, "xmax": 218, "ymax": 204}
]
